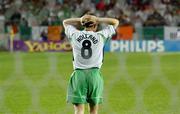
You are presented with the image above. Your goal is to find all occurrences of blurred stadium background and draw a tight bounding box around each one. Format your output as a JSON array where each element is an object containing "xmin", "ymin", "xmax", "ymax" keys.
[{"xmin": 0, "ymin": 0, "xmax": 180, "ymax": 114}]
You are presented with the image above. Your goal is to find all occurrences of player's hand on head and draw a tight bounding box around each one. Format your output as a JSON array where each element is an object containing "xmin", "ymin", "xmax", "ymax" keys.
[{"xmin": 81, "ymin": 14, "xmax": 98, "ymax": 26}]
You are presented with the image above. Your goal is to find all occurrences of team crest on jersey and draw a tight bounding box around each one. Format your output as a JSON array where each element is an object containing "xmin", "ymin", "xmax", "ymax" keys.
[{"xmin": 77, "ymin": 34, "xmax": 98, "ymax": 44}]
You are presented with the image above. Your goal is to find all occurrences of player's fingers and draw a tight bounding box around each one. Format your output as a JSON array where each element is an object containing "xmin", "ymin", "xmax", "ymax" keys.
[
  {"xmin": 81, "ymin": 15, "xmax": 98, "ymax": 26},
  {"xmin": 81, "ymin": 15, "xmax": 97, "ymax": 22}
]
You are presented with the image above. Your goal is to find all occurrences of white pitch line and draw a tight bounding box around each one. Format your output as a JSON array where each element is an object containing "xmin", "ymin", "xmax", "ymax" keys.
[
  {"xmin": 38, "ymin": 53, "xmax": 70, "ymax": 114},
  {"xmin": 157, "ymin": 54, "xmax": 179, "ymax": 113},
  {"xmin": 8, "ymin": 53, "xmax": 44, "ymax": 114},
  {"xmin": 47, "ymin": 53, "xmax": 74, "ymax": 113},
  {"xmin": 105, "ymin": 53, "xmax": 142, "ymax": 113},
  {"xmin": 14, "ymin": 52, "xmax": 24, "ymax": 74},
  {"xmin": 0, "ymin": 58, "xmax": 4, "ymax": 111},
  {"xmin": 141, "ymin": 54, "xmax": 179, "ymax": 113},
  {"xmin": 15, "ymin": 53, "xmax": 44, "ymax": 114},
  {"xmin": 122, "ymin": 55, "xmax": 149, "ymax": 113},
  {"xmin": 102, "ymin": 53, "xmax": 126, "ymax": 113},
  {"xmin": 48, "ymin": 53, "xmax": 57, "ymax": 74},
  {"xmin": 21, "ymin": 74, "xmax": 43, "ymax": 114},
  {"xmin": 0, "ymin": 53, "xmax": 21, "ymax": 113},
  {"xmin": 38, "ymin": 53, "xmax": 67, "ymax": 88},
  {"xmin": 137, "ymin": 54, "xmax": 170, "ymax": 113},
  {"xmin": 34, "ymin": 53, "xmax": 70, "ymax": 113},
  {"xmin": 3, "ymin": 52, "xmax": 179, "ymax": 114},
  {"xmin": 141, "ymin": 54, "xmax": 161, "ymax": 90}
]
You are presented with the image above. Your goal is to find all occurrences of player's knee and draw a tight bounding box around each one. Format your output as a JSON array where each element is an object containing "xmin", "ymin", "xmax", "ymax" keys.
[
  {"xmin": 75, "ymin": 110, "xmax": 84, "ymax": 114},
  {"xmin": 90, "ymin": 109, "xmax": 98, "ymax": 114},
  {"xmin": 75, "ymin": 108, "xmax": 84, "ymax": 114},
  {"xmin": 74, "ymin": 104, "xmax": 84, "ymax": 114},
  {"xmin": 89, "ymin": 104, "xmax": 98, "ymax": 114}
]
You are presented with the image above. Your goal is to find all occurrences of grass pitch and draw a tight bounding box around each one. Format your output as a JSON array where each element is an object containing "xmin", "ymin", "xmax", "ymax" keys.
[{"xmin": 0, "ymin": 52, "xmax": 180, "ymax": 114}]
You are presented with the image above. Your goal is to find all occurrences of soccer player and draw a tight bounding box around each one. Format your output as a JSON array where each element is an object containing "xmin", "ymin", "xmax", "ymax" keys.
[{"xmin": 63, "ymin": 14, "xmax": 119, "ymax": 114}]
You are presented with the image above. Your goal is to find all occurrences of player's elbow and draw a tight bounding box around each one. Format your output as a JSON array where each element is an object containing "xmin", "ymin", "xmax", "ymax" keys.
[
  {"xmin": 113, "ymin": 19, "xmax": 119, "ymax": 29},
  {"xmin": 63, "ymin": 20, "xmax": 67, "ymax": 28}
]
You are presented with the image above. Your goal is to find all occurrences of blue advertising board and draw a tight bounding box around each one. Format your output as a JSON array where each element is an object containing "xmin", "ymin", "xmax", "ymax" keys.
[{"xmin": 104, "ymin": 40, "xmax": 180, "ymax": 52}]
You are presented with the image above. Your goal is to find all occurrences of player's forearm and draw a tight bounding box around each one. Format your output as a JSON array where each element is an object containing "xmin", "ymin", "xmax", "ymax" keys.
[
  {"xmin": 98, "ymin": 18, "xmax": 119, "ymax": 28},
  {"xmin": 63, "ymin": 18, "xmax": 81, "ymax": 27}
]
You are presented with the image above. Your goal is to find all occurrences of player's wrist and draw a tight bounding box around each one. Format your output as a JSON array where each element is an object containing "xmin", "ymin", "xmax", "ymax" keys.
[
  {"xmin": 74, "ymin": 18, "xmax": 81, "ymax": 22},
  {"xmin": 97, "ymin": 17, "xmax": 106, "ymax": 23},
  {"xmin": 96, "ymin": 17, "xmax": 100, "ymax": 22}
]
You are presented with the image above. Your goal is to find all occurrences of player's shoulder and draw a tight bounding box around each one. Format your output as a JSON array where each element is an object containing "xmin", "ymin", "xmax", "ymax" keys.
[
  {"xmin": 98, "ymin": 25, "xmax": 114, "ymax": 31},
  {"xmin": 65, "ymin": 25, "xmax": 77, "ymax": 30},
  {"xmin": 98, "ymin": 25, "xmax": 115, "ymax": 32}
]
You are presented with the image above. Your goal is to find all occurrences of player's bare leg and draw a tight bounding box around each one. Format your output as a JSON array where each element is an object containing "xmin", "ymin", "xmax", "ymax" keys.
[
  {"xmin": 74, "ymin": 104, "xmax": 84, "ymax": 114},
  {"xmin": 89, "ymin": 104, "xmax": 98, "ymax": 114}
]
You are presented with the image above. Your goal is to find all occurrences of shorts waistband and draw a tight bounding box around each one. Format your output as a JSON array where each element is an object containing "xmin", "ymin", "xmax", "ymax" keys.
[{"xmin": 75, "ymin": 67, "xmax": 99, "ymax": 70}]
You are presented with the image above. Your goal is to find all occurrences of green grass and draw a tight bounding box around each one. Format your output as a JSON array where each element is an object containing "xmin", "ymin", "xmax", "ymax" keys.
[{"xmin": 0, "ymin": 52, "xmax": 180, "ymax": 114}]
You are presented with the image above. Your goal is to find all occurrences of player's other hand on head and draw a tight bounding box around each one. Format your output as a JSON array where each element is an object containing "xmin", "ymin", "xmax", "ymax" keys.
[{"xmin": 81, "ymin": 14, "xmax": 98, "ymax": 25}]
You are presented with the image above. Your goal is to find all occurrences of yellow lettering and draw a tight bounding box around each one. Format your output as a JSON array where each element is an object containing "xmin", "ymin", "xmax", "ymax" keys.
[
  {"xmin": 37, "ymin": 43, "xmax": 45, "ymax": 52},
  {"xmin": 54, "ymin": 43, "xmax": 62, "ymax": 50},
  {"xmin": 63, "ymin": 42, "xmax": 72, "ymax": 51},
  {"xmin": 25, "ymin": 41, "xmax": 37, "ymax": 52},
  {"xmin": 44, "ymin": 42, "xmax": 54, "ymax": 50},
  {"xmin": 25, "ymin": 41, "xmax": 72, "ymax": 52}
]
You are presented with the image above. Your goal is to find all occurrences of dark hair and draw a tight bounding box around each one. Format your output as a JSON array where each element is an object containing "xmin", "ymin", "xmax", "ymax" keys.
[
  {"xmin": 82, "ymin": 21, "xmax": 95, "ymax": 27},
  {"xmin": 81, "ymin": 11, "xmax": 97, "ymax": 28}
]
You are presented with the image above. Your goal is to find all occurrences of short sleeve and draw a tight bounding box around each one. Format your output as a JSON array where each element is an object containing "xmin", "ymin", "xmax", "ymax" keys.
[
  {"xmin": 64, "ymin": 25, "xmax": 79, "ymax": 40},
  {"xmin": 97, "ymin": 25, "xmax": 116, "ymax": 39}
]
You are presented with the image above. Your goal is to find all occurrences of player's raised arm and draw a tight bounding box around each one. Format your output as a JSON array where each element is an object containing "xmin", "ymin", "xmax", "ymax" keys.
[
  {"xmin": 63, "ymin": 18, "xmax": 81, "ymax": 39},
  {"xmin": 63, "ymin": 18, "xmax": 81, "ymax": 28},
  {"xmin": 98, "ymin": 17, "xmax": 119, "ymax": 29}
]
